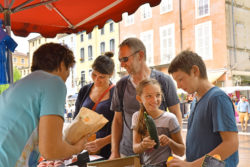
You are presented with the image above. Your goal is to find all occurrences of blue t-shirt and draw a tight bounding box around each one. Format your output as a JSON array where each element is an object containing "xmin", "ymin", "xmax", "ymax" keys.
[
  {"xmin": 0, "ymin": 71, "xmax": 66, "ymax": 167},
  {"xmin": 186, "ymin": 87, "xmax": 239, "ymax": 167}
]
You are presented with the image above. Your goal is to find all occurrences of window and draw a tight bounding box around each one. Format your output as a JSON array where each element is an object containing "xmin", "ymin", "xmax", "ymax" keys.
[
  {"xmin": 21, "ymin": 58, "xmax": 25, "ymax": 64},
  {"xmin": 122, "ymin": 13, "xmax": 134, "ymax": 26},
  {"xmin": 89, "ymin": 69, "xmax": 93, "ymax": 81},
  {"xmin": 80, "ymin": 48, "xmax": 84, "ymax": 62},
  {"xmin": 110, "ymin": 22, "xmax": 114, "ymax": 32},
  {"xmin": 88, "ymin": 32, "xmax": 92, "ymax": 39},
  {"xmin": 140, "ymin": 30, "xmax": 154, "ymax": 66},
  {"xmin": 110, "ymin": 39, "xmax": 115, "ymax": 52},
  {"xmin": 160, "ymin": 24, "xmax": 175, "ymax": 64},
  {"xmin": 13, "ymin": 57, "xmax": 17, "ymax": 63},
  {"xmin": 140, "ymin": 3, "xmax": 152, "ymax": 20},
  {"xmin": 195, "ymin": 21, "xmax": 213, "ymax": 60},
  {"xmin": 80, "ymin": 34, "xmax": 84, "ymax": 42},
  {"xmin": 81, "ymin": 71, "xmax": 85, "ymax": 87},
  {"xmin": 38, "ymin": 39, "xmax": 41, "ymax": 44},
  {"xmin": 88, "ymin": 45, "xmax": 93, "ymax": 60},
  {"xmin": 100, "ymin": 42, "xmax": 105, "ymax": 54},
  {"xmin": 101, "ymin": 28, "xmax": 104, "ymax": 35},
  {"xmin": 160, "ymin": 0, "xmax": 173, "ymax": 14},
  {"xmin": 195, "ymin": 0, "xmax": 210, "ymax": 18}
]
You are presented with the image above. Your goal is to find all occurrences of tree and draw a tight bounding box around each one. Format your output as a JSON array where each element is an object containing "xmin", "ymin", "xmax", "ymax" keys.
[{"xmin": 0, "ymin": 67, "xmax": 22, "ymax": 94}]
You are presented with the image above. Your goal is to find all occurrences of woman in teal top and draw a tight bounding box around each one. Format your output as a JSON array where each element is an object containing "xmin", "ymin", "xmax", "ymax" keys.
[{"xmin": 0, "ymin": 43, "xmax": 88, "ymax": 167}]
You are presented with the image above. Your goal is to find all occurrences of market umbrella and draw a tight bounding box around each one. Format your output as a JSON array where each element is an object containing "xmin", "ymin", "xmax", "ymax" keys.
[
  {"xmin": 0, "ymin": 0, "xmax": 161, "ymax": 37},
  {"xmin": 0, "ymin": 0, "xmax": 161, "ymax": 83}
]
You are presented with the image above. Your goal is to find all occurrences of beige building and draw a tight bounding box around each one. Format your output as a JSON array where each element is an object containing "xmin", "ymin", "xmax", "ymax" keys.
[
  {"xmin": 27, "ymin": 20, "xmax": 120, "ymax": 94},
  {"xmin": 12, "ymin": 51, "xmax": 30, "ymax": 78},
  {"xmin": 75, "ymin": 20, "xmax": 120, "ymax": 91}
]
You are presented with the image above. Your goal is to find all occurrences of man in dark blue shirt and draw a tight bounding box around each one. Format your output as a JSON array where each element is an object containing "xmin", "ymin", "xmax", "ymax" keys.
[{"xmin": 167, "ymin": 50, "xmax": 239, "ymax": 167}]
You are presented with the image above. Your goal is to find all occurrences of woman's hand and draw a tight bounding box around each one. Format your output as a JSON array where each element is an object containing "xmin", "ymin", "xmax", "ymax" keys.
[
  {"xmin": 159, "ymin": 134, "xmax": 171, "ymax": 146},
  {"xmin": 85, "ymin": 138, "xmax": 104, "ymax": 153},
  {"xmin": 141, "ymin": 136, "xmax": 156, "ymax": 150}
]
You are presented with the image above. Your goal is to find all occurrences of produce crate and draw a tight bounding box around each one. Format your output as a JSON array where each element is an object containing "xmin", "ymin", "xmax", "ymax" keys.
[{"xmin": 87, "ymin": 155, "xmax": 141, "ymax": 167}]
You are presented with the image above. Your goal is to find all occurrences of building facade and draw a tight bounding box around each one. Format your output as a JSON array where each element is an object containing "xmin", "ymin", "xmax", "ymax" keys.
[
  {"xmin": 27, "ymin": 20, "xmax": 120, "ymax": 95},
  {"xmin": 58, "ymin": 34, "xmax": 78, "ymax": 96},
  {"xmin": 75, "ymin": 20, "xmax": 120, "ymax": 91},
  {"xmin": 12, "ymin": 51, "xmax": 30, "ymax": 78},
  {"xmin": 226, "ymin": 0, "xmax": 250, "ymax": 86},
  {"xmin": 119, "ymin": 0, "xmax": 250, "ymax": 87}
]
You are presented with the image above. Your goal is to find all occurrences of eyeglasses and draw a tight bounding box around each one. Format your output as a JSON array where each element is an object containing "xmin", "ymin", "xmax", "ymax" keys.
[{"xmin": 119, "ymin": 50, "xmax": 140, "ymax": 62}]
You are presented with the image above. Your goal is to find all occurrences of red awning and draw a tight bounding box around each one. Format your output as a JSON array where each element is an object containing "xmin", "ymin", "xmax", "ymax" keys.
[{"xmin": 0, "ymin": 0, "xmax": 161, "ymax": 38}]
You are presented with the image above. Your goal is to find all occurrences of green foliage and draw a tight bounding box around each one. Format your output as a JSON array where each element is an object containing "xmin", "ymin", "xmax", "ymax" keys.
[
  {"xmin": 13, "ymin": 67, "xmax": 22, "ymax": 82},
  {"xmin": 0, "ymin": 84, "xmax": 9, "ymax": 94},
  {"xmin": 0, "ymin": 67, "xmax": 22, "ymax": 94}
]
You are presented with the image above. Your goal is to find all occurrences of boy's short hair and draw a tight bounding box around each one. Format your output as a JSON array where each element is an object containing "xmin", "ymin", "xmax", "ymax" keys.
[
  {"xmin": 31, "ymin": 43, "xmax": 75, "ymax": 72},
  {"xmin": 168, "ymin": 50, "xmax": 208, "ymax": 79}
]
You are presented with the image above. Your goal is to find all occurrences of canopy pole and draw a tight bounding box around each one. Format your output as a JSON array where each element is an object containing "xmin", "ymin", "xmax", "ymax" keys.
[{"xmin": 4, "ymin": 0, "xmax": 13, "ymax": 84}]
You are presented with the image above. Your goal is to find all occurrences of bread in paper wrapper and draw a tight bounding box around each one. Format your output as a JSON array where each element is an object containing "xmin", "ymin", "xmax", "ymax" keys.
[{"xmin": 64, "ymin": 107, "xmax": 108, "ymax": 144}]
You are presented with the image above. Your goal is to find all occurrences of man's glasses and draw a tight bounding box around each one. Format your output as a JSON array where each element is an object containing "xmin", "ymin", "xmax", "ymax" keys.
[{"xmin": 119, "ymin": 50, "xmax": 140, "ymax": 62}]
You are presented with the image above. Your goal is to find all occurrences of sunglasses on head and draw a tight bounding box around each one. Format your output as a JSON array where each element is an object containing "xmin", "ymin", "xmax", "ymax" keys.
[{"xmin": 119, "ymin": 50, "xmax": 140, "ymax": 62}]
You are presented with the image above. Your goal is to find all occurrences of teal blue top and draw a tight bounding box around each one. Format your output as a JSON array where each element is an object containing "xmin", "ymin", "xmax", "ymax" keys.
[
  {"xmin": 0, "ymin": 70, "xmax": 66, "ymax": 167},
  {"xmin": 186, "ymin": 87, "xmax": 238, "ymax": 167}
]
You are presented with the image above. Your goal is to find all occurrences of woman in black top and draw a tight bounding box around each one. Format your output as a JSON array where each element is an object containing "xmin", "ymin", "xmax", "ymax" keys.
[{"xmin": 74, "ymin": 52, "xmax": 115, "ymax": 159}]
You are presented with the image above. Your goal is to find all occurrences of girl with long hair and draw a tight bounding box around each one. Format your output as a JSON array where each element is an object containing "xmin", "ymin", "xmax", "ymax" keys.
[{"xmin": 132, "ymin": 78, "xmax": 185, "ymax": 167}]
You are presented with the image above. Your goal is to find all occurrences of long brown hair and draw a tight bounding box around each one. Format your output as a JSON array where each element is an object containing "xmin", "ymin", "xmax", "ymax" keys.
[{"xmin": 135, "ymin": 78, "xmax": 162, "ymax": 136}]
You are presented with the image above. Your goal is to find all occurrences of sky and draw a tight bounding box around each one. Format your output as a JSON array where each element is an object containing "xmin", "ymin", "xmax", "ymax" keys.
[{"xmin": 12, "ymin": 33, "xmax": 39, "ymax": 54}]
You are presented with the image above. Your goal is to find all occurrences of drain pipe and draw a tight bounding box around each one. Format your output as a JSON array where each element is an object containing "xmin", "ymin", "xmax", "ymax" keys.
[
  {"xmin": 179, "ymin": 0, "xmax": 183, "ymax": 51},
  {"xmin": 231, "ymin": 0, "xmax": 237, "ymax": 63}
]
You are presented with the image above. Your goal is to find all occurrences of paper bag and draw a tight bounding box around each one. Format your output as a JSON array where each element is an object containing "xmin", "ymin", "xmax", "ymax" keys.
[{"xmin": 64, "ymin": 107, "xmax": 108, "ymax": 144}]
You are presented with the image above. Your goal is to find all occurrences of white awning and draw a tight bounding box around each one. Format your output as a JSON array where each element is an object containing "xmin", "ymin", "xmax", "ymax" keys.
[
  {"xmin": 232, "ymin": 70, "xmax": 250, "ymax": 76},
  {"xmin": 207, "ymin": 71, "xmax": 225, "ymax": 83}
]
